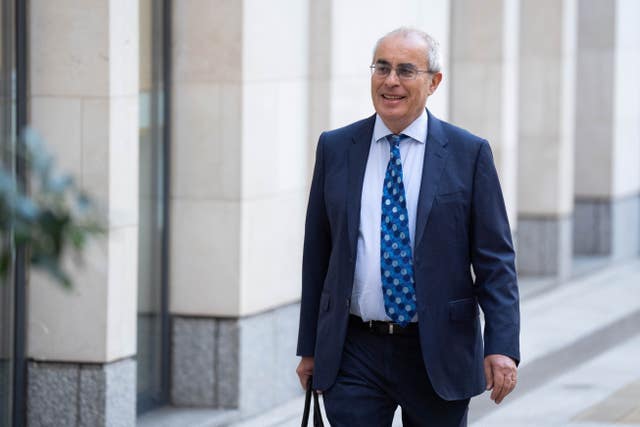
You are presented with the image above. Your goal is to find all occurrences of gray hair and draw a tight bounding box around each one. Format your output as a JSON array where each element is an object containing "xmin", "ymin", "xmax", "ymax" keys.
[{"xmin": 373, "ymin": 27, "xmax": 442, "ymax": 73}]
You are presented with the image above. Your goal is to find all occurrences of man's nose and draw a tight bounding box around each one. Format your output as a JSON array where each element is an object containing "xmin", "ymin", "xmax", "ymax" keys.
[{"xmin": 384, "ymin": 69, "xmax": 401, "ymax": 85}]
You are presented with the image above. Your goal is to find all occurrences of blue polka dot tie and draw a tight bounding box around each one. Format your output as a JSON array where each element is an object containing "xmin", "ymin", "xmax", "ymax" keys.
[{"xmin": 381, "ymin": 134, "xmax": 416, "ymax": 327}]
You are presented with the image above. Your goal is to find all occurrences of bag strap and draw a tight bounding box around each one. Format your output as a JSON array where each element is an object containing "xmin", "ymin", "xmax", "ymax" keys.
[
  {"xmin": 301, "ymin": 377, "xmax": 312, "ymax": 427},
  {"xmin": 301, "ymin": 376, "xmax": 325, "ymax": 427},
  {"xmin": 313, "ymin": 387, "xmax": 324, "ymax": 426}
]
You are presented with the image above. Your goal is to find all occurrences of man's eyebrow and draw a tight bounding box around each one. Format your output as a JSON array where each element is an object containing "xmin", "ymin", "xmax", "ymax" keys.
[{"xmin": 374, "ymin": 60, "xmax": 418, "ymax": 69}]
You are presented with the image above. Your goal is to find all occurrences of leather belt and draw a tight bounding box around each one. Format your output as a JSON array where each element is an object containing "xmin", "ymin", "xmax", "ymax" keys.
[{"xmin": 349, "ymin": 315, "xmax": 418, "ymax": 336}]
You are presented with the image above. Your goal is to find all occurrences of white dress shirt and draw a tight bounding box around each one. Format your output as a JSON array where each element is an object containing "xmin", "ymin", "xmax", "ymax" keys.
[{"xmin": 350, "ymin": 110, "xmax": 428, "ymax": 322}]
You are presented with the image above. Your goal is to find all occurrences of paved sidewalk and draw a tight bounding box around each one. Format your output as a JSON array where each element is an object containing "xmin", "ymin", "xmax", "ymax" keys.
[
  {"xmin": 470, "ymin": 335, "xmax": 640, "ymax": 426},
  {"xmin": 226, "ymin": 258, "xmax": 640, "ymax": 427}
]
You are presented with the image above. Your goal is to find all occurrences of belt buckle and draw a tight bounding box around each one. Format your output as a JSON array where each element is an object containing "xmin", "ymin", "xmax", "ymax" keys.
[{"xmin": 388, "ymin": 323, "xmax": 394, "ymax": 335}]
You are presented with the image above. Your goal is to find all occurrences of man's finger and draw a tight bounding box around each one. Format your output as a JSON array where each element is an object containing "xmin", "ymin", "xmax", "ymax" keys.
[
  {"xmin": 295, "ymin": 369, "xmax": 311, "ymax": 390},
  {"xmin": 490, "ymin": 370, "xmax": 505, "ymax": 402},
  {"xmin": 499, "ymin": 373, "xmax": 519, "ymax": 403},
  {"xmin": 297, "ymin": 372, "xmax": 309, "ymax": 390},
  {"xmin": 495, "ymin": 376, "xmax": 515, "ymax": 404}
]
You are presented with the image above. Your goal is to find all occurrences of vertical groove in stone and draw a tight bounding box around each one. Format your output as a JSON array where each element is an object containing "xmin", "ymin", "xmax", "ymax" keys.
[
  {"xmin": 76, "ymin": 364, "xmax": 82, "ymax": 427},
  {"xmin": 217, "ymin": 318, "xmax": 239, "ymax": 408},
  {"xmin": 78, "ymin": 364, "xmax": 106, "ymax": 427},
  {"xmin": 214, "ymin": 318, "xmax": 220, "ymax": 408}
]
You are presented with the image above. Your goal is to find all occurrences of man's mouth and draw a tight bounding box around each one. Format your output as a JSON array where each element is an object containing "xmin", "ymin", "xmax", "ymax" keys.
[{"xmin": 382, "ymin": 94, "xmax": 405, "ymax": 100}]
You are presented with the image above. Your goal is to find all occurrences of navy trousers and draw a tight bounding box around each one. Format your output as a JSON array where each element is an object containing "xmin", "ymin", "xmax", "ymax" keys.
[{"xmin": 322, "ymin": 319, "xmax": 469, "ymax": 427}]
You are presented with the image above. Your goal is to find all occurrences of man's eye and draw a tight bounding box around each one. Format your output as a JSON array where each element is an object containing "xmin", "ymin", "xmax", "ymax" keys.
[
  {"xmin": 398, "ymin": 67, "xmax": 416, "ymax": 78},
  {"xmin": 377, "ymin": 65, "xmax": 391, "ymax": 74}
]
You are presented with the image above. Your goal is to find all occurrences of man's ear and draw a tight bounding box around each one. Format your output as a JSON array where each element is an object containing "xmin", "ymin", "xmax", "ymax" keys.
[{"xmin": 428, "ymin": 72, "xmax": 443, "ymax": 95}]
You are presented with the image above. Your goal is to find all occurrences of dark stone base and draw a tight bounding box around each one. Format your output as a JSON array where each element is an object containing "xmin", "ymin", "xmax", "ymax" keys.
[
  {"xmin": 574, "ymin": 194, "xmax": 640, "ymax": 258},
  {"xmin": 0, "ymin": 359, "xmax": 10, "ymax": 427},
  {"xmin": 516, "ymin": 215, "xmax": 573, "ymax": 278},
  {"xmin": 27, "ymin": 358, "xmax": 136, "ymax": 427},
  {"xmin": 171, "ymin": 303, "xmax": 300, "ymax": 416}
]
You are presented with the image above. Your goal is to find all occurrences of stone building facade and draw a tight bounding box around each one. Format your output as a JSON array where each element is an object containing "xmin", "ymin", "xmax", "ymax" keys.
[{"xmin": 0, "ymin": 0, "xmax": 638, "ymax": 425}]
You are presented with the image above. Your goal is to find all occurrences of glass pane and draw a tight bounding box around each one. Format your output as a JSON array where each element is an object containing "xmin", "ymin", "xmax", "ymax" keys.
[
  {"xmin": 137, "ymin": 0, "xmax": 166, "ymax": 413},
  {"xmin": 0, "ymin": 0, "xmax": 16, "ymax": 425}
]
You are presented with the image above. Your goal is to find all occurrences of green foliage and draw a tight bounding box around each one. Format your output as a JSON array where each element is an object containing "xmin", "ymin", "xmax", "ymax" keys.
[{"xmin": 0, "ymin": 128, "xmax": 104, "ymax": 288}]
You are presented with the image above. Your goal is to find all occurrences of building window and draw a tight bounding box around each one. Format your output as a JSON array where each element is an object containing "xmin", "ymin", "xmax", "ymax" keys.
[
  {"xmin": 137, "ymin": 0, "xmax": 169, "ymax": 414},
  {"xmin": 0, "ymin": 0, "xmax": 17, "ymax": 424}
]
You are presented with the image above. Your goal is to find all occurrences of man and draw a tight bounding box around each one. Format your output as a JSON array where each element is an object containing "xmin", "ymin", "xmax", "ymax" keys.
[{"xmin": 296, "ymin": 27, "xmax": 520, "ymax": 426}]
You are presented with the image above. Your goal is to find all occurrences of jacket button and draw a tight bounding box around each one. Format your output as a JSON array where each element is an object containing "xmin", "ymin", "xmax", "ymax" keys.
[{"xmin": 345, "ymin": 298, "xmax": 350, "ymax": 308}]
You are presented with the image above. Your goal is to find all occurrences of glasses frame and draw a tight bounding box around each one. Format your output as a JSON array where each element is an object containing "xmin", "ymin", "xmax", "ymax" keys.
[{"xmin": 369, "ymin": 63, "xmax": 432, "ymax": 81}]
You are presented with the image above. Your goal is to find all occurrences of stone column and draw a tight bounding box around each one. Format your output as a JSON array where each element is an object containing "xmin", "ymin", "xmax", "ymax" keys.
[
  {"xmin": 169, "ymin": 0, "xmax": 308, "ymax": 415},
  {"xmin": 449, "ymin": 0, "xmax": 519, "ymax": 229},
  {"xmin": 517, "ymin": 0, "xmax": 577, "ymax": 278},
  {"xmin": 573, "ymin": 0, "xmax": 640, "ymax": 259},
  {"xmin": 27, "ymin": 1, "xmax": 139, "ymax": 426}
]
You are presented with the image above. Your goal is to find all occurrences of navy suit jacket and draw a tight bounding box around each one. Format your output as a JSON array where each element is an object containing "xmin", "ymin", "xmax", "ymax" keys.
[{"xmin": 297, "ymin": 110, "xmax": 520, "ymax": 401}]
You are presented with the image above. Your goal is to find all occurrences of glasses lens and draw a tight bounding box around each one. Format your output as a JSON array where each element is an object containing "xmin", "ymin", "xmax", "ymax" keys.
[
  {"xmin": 373, "ymin": 64, "xmax": 390, "ymax": 77},
  {"xmin": 371, "ymin": 64, "xmax": 420, "ymax": 80},
  {"xmin": 397, "ymin": 66, "xmax": 417, "ymax": 80}
]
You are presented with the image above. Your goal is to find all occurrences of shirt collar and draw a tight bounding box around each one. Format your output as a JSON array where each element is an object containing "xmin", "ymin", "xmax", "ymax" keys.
[{"xmin": 373, "ymin": 109, "xmax": 428, "ymax": 144}]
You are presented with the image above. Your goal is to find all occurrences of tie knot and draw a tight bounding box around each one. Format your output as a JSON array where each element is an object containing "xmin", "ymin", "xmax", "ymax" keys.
[{"xmin": 388, "ymin": 134, "xmax": 404, "ymax": 148}]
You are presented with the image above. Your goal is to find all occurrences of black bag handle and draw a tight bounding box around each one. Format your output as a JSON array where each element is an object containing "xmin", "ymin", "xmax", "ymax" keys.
[{"xmin": 301, "ymin": 377, "xmax": 324, "ymax": 427}]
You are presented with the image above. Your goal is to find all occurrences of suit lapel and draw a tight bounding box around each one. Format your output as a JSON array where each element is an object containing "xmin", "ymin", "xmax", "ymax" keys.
[
  {"xmin": 347, "ymin": 114, "xmax": 376, "ymax": 258},
  {"xmin": 414, "ymin": 110, "xmax": 449, "ymax": 249}
]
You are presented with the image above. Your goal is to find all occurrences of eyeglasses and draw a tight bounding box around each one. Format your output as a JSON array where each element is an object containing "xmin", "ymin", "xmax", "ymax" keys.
[{"xmin": 370, "ymin": 63, "xmax": 431, "ymax": 81}]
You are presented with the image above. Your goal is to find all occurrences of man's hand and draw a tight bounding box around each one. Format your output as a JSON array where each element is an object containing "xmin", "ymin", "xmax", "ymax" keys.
[
  {"xmin": 484, "ymin": 354, "xmax": 517, "ymax": 404},
  {"xmin": 296, "ymin": 356, "xmax": 315, "ymax": 390}
]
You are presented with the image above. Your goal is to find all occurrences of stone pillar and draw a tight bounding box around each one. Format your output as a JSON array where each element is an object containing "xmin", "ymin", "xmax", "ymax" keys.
[
  {"xmin": 169, "ymin": 0, "xmax": 308, "ymax": 415},
  {"xmin": 449, "ymin": 0, "xmax": 519, "ymax": 230},
  {"xmin": 27, "ymin": 1, "xmax": 139, "ymax": 426},
  {"xmin": 573, "ymin": 0, "xmax": 640, "ymax": 258},
  {"xmin": 517, "ymin": 0, "xmax": 577, "ymax": 278}
]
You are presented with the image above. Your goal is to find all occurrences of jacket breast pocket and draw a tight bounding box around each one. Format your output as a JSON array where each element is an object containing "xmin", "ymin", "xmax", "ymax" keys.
[{"xmin": 449, "ymin": 297, "xmax": 479, "ymax": 321}]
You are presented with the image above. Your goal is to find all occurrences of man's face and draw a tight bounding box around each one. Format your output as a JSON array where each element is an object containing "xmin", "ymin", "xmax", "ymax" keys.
[{"xmin": 371, "ymin": 34, "xmax": 442, "ymax": 134}]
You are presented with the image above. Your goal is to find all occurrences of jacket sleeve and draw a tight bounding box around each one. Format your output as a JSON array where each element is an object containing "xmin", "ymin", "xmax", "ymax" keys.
[
  {"xmin": 470, "ymin": 140, "xmax": 521, "ymax": 364},
  {"xmin": 296, "ymin": 133, "xmax": 332, "ymax": 356}
]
